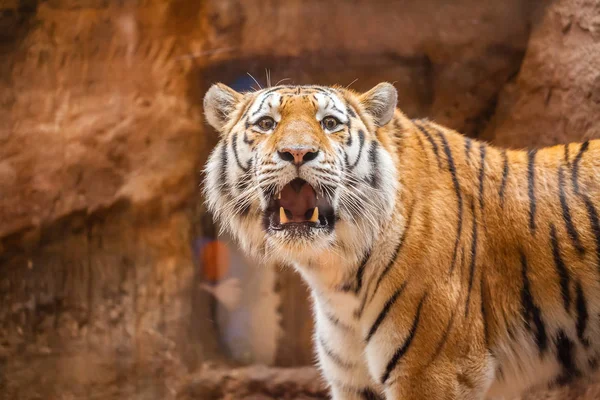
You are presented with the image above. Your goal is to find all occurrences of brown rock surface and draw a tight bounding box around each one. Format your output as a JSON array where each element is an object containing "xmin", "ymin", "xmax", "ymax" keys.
[
  {"xmin": 196, "ymin": 0, "xmax": 538, "ymax": 136},
  {"xmin": 0, "ymin": 1, "xmax": 219, "ymax": 398},
  {"xmin": 1, "ymin": 0, "xmax": 600, "ymax": 399},
  {"xmin": 178, "ymin": 365, "xmax": 328, "ymax": 400},
  {"xmin": 482, "ymin": 0, "xmax": 600, "ymax": 148}
]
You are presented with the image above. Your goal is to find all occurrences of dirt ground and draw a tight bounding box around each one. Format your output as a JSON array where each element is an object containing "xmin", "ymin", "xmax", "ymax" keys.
[{"xmin": 4, "ymin": 356, "xmax": 600, "ymax": 400}]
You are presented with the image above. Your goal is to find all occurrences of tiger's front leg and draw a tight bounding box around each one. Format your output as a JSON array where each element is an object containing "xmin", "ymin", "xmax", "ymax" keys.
[
  {"xmin": 361, "ymin": 288, "xmax": 493, "ymax": 400},
  {"xmin": 317, "ymin": 338, "xmax": 384, "ymax": 400},
  {"xmin": 382, "ymin": 363, "xmax": 490, "ymax": 400},
  {"xmin": 314, "ymin": 301, "xmax": 384, "ymax": 400}
]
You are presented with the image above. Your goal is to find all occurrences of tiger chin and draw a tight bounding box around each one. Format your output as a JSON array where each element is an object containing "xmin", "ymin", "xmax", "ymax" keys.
[{"xmin": 202, "ymin": 82, "xmax": 600, "ymax": 400}]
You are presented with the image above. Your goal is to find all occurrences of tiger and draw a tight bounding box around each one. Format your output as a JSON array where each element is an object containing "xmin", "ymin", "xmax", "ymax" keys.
[{"xmin": 202, "ymin": 81, "xmax": 600, "ymax": 400}]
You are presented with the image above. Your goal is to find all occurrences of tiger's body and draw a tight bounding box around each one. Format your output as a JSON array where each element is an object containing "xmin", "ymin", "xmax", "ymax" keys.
[{"xmin": 202, "ymin": 82, "xmax": 600, "ymax": 399}]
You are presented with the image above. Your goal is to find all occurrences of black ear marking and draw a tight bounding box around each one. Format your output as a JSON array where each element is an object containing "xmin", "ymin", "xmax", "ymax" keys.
[
  {"xmin": 204, "ymin": 83, "xmax": 243, "ymax": 131},
  {"xmin": 360, "ymin": 83, "xmax": 398, "ymax": 127}
]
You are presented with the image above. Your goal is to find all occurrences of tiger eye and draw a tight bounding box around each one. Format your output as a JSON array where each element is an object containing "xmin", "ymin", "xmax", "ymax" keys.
[
  {"xmin": 256, "ymin": 116, "xmax": 275, "ymax": 131},
  {"xmin": 323, "ymin": 116, "xmax": 339, "ymax": 131}
]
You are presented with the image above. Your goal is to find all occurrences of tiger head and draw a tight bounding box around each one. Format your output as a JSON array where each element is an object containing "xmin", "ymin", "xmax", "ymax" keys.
[{"xmin": 203, "ymin": 83, "xmax": 399, "ymax": 268}]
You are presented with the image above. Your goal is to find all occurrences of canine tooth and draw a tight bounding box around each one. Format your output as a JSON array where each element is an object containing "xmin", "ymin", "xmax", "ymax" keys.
[
  {"xmin": 280, "ymin": 207, "xmax": 288, "ymax": 224},
  {"xmin": 277, "ymin": 192, "xmax": 281, "ymax": 200},
  {"xmin": 310, "ymin": 207, "xmax": 319, "ymax": 223}
]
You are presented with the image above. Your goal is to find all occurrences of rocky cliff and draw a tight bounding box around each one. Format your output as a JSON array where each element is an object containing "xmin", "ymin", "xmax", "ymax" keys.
[{"xmin": 1, "ymin": 0, "xmax": 600, "ymax": 399}]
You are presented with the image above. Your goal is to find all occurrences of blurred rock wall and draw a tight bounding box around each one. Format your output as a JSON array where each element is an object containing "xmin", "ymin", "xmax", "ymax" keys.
[
  {"xmin": 0, "ymin": 2, "xmax": 216, "ymax": 398},
  {"xmin": 1, "ymin": 0, "xmax": 600, "ymax": 399}
]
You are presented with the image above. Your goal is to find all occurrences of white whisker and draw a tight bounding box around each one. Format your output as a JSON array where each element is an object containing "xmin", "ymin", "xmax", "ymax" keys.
[
  {"xmin": 275, "ymin": 78, "xmax": 292, "ymax": 86},
  {"xmin": 247, "ymin": 72, "xmax": 262, "ymax": 90}
]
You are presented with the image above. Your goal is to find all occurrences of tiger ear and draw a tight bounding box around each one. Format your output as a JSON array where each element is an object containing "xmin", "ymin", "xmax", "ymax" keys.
[
  {"xmin": 204, "ymin": 83, "xmax": 243, "ymax": 131},
  {"xmin": 359, "ymin": 82, "xmax": 398, "ymax": 127}
]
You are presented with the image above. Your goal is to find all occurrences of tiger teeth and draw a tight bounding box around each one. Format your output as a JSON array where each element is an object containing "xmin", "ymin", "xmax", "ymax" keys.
[
  {"xmin": 280, "ymin": 207, "xmax": 288, "ymax": 224},
  {"xmin": 277, "ymin": 192, "xmax": 281, "ymax": 200},
  {"xmin": 310, "ymin": 207, "xmax": 319, "ymax": 223}
]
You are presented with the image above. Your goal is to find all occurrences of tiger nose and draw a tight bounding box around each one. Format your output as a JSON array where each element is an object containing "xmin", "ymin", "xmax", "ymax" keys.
[{"xmin": 278, "ymin": 146, "xmax": 320, "ymax": 166}]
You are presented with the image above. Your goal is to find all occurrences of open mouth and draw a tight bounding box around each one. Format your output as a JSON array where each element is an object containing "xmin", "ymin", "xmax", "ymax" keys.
[{"xmin": 264, "ymin": 178, "xmax": 335, "ymax": 233}]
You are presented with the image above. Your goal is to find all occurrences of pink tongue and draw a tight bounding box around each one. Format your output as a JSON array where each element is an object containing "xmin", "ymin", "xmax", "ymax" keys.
[{"xmin": 280, "ymin": 180, "xmax": 316, "ymax": 221}]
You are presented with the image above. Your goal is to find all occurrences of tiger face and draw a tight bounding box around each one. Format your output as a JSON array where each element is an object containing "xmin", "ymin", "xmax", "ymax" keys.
[{"xmin": 203, "ymin": 83, "xmax": 399, "ymax": 266}]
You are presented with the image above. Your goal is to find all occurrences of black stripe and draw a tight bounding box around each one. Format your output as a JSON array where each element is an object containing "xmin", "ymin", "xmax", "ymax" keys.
[
  {"xmin": 499, "ymin": 149, "xmax": 509, "ymax": 207},
  {"xmin": 481, "ymin": 272, "xmax": 489, "ymax": 348},
  {"xmin": 318, "ymin": 336, "xmax": 355, "ymax": 369},
  {"xmin": 571, "ymin": 142, "xmax": 600, "ymax": 275},
  {"xmin": 312, "ymin": 166, "xmax": 333, "ymax": 174},
  {"xmin": 558, "ymin": 166, "xmax": 585, "ymax": 255},
  {"xmin": 306, "ymin": 86, "xmax": 332, "ymax": 94},
  {"xmin": 348, "ymin": 130, "xmax": 366, "ymax": 169},
  {"xmin": 363, "ymin": 204, "xmax": 416, "ymax": 314},
  {"xmin": 465, "ymin": 199, "xmax": 478, "ymax": 317},
  {"xmin": 251, "ymin": 92, "xmax": 273, "ymax": 117},
  {"xmin": 361, "ymin": 388, "xmax": 383, "ymax": 400},
  {"xmin": 347, "ymin": 105, "xmax": 357, "ymax": 118},
  {"xmin": 365, "ymin": 282, "xmax": 408, "ymax": 343},
  {"xmin": 263, "ymin": 87, "xmax": 285, "ymax": 96},
  {"xmin": 465, "ymin": 137, "xmax": 473, "ymax": 162},
  {"xmin": 346, "ymin": 129, "xmax": 353, "ymax": 146},
  {"xmin": 414, "ymin": 121, "xmax": 442, "ymax": 169},
  {"xmin": 550, "ymin": 224, "xmax": 572, "ymax": 313},
  {"xmin": 381, "ymin": 293, "xmax": 428, "ymax": 385},
  {"xmin": 354, "ymin": 249, "xmax": 372, "ymax": 294},
  {"xmin": 368, "ymin": 141, "xmax": 380, "ymax": 188},
  {"xmin": 555, "ymin": 330, "xmax": 580, "ymax": 382},
  {"xmin": 219, "ymin": 142, "xmax": 230, "ymax": 194},
  {"xmin": 231, "ymin": 133, "xmax": 250, "ymax": 172},
  {"xmin": 325, "ymin": 309, "xmax": 352, "ymax": 331},
  {"xmin": 572, "ymin": 141, "xmax": 589, "ymax": 195},
  {"xmin": 393, "ymin": 118, "xmax": 404, "ymax": 133},
  {"xmin": 243, "ymin": 131, "xmax": 254, "ymax": 145},
  {"xmin": 235, "ymin": 171, "xmax": 251, "ymax": 192},
  {"xmin": 425, "ymin": 308, "xmax": 456, "ymax": 366},
  {"xmin": 575, "ymin": 281, "xmax": 590, "ymax": 347},
  {"xmin": 478, "ymin": 143, "xmax": 486, "ymax": 211},
  {"xmin": 330, "ymin": 102, "xmax": 344, "ymax": 116},
  {"xmin": 355, "ymin": 239, "xmax": 400, "ymax": 318},
  {"xmin": 582, "ymin": 195, "xmax": 600, "ymax": 276},
  {"xmin": 457, "ymin": 246, "xmax": 465, "ymax": 281},
  {"xmin": 330, "ymin": 379, "xmax": 371, "ymax": 397},
  {"xmin": 520, "ymin": 251, "xmax": 548, "ymax": 354},
  {"xmin": 260, "ymin": 166, "xmax": 286, "ymax": 175},
  {"xmin": 323, "ymin": 96, "xmax": 332, "ymax": 112},
  {"xmin": 339, "ymin": 282, "xmax": 353, "ymax": 292},
  {"xmin": 239, "ymin": 99, "xmax": 254, "ymax": 122},
  {"xmin": 414, "ymin": 132, "xmax": 427, "ymax": 153},
  {"xmin": 527, "ymin": 149, "xmax": 538, "ymax": 234},
  {"xmin": 564, "ymin": 144, "xmax": 570, "ymax": 166},
  {"xmin": 437, "ymin": 130, "xmax": 463, "ymax": 276}
]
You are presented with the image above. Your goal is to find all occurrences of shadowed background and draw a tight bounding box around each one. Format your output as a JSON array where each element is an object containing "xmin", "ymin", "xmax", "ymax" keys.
[{"xmin": 1, "ymin": 0, "xmax": 600, "ymax": 399}]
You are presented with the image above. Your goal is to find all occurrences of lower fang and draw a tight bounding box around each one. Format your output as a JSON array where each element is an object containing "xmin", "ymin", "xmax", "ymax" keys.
[
  {"xmin": 309, "ymin": 207, "xmax": 319, "ymax": 223},
  {"xmin": 280, "ymin": 207, "xmax": 288, "ymax": 224}
]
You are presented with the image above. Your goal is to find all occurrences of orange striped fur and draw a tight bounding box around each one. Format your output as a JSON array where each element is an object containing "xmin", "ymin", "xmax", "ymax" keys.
[{"xmin": 203, "ymin": 82, "xmax": 600, "ymax": 399}]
